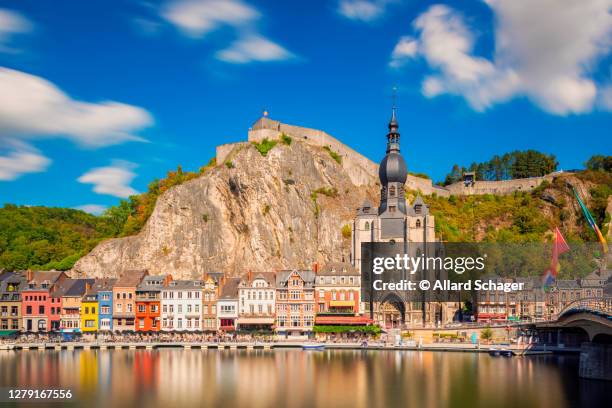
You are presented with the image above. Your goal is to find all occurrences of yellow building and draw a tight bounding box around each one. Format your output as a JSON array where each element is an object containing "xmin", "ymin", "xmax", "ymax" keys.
[{"xmin": 80, "ymin": 290, "xmax": 99, "ymax": 333}]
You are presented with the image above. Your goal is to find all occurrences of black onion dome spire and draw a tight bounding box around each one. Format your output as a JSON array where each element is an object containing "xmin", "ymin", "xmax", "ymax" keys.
[{"xmin": 378, "ymin": 108, "xmax": 407, "ymax": 185}]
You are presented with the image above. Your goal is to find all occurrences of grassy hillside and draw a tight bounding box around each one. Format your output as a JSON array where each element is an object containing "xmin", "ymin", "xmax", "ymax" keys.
[
  {"xmin": 1, "ymin": 164, "xmax": 609, "ymax": 272},
  {"xmin": 0, "ymin": 205, "xmax": 116, "ymax": 271},
  {"xmin": 415, "ymin": 170, "xmax": 611, "ymax": 244}
]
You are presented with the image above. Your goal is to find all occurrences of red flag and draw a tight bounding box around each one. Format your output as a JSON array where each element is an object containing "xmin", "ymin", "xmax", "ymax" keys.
[{"xmin": 550, "ymin": 227, "xmax": 569, "ymax": 278}]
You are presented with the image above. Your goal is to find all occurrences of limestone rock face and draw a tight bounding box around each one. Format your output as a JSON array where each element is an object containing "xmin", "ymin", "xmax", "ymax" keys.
[{"xmin": 72, "ymin": 141, "xmax": 378, "ymax": 279}]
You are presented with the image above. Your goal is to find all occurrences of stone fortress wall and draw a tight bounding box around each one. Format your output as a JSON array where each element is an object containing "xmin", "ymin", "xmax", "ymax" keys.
[{"xmin": 216, "ymin": 116, "xmax": 560, "ymax": 195}]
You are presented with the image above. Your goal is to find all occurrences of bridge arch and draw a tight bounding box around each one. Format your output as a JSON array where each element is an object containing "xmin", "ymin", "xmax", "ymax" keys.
[{"xmin": 592, "ymin": 333, "xmax": 612, "ymax": 344}]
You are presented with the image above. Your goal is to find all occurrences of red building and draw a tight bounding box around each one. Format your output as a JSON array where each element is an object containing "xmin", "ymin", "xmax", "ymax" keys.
[
  {"xmin": 135, "ymin": 275, "xmax": 172, "ymax": 332},
  {"xmin": 21, "ymin": 271, "xmax": 68, "ymax": 332}
]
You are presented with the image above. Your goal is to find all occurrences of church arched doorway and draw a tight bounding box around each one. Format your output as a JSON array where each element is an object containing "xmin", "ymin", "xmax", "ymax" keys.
[{"xmin": 379, "ymin": 294, "xmax": 405, "ymax": 329}]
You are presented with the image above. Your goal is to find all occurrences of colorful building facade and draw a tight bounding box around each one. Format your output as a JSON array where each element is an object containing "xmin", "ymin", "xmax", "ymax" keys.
[
  {"xmin": 21, "ymin": 271, "xmax": 67, "ymax": 332},
  {"xmin": 275, "ymin": 270, "xmax": 316, "ymax": 336},
  {"xmin": 0, "ymin": 271, "xmax": 26, "ymax": 332},
  {"xmin": 81, "ymin": 289, "xmax": 98, "ymax": 333},
  {"xmin": 217, "ymin": 278, "xmax": 240, "ymax": 331},
  {"xmin": 237, "ymin": 272, "xmax": 275, "ymax": 331},
  {"xmin": 161, "ymin": 280, "xmax": 203, "ymax": 331},
  {"xmin": 202, "ymin": 276, "xmax": 218, "ymax": 331},
  {"xmin": 113, "ymin": 270, "xmax": 148, "ymax": 332},
  {"xmin": 136, "ymin": 275, "xmax": 171, "ymax": 332},
  {"xmin": 95, "ymin": 278, "xmax": 116, "ymax": 331}
]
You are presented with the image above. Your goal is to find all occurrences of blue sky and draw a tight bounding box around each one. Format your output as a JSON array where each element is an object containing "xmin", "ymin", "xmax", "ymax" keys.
[{"xmin": 0, "ymin": 0, "xmax": 611, "ymax": 214}]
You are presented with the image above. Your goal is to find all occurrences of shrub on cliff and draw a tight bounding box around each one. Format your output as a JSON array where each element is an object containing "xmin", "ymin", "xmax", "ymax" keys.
[
  {"xmin": 323, "ymin": 146, "xmax": 342, "ymax": 164},
  {"xmin": 253, "ymin": 138, "xmax": 278, "ymax": 156}
]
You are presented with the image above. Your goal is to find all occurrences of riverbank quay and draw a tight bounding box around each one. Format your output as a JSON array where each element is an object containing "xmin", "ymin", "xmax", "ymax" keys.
[{"xmin": 0, "ymin": 342, "xmax": 579, "ymax": 354}]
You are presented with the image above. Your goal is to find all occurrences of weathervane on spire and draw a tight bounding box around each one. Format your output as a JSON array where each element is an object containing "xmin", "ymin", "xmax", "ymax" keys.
[
  {"xmin": 392, "ymin": 85, "xmax": 398, "ymax": 113},
  {"xmin": 262, "ymin": 108, "xmax": 269, "ymax": 118}
]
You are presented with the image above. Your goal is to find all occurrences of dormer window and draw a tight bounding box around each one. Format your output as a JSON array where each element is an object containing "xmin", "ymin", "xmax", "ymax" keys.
[{"xmin": 415, "ymin": 204, "xmax": 422, "ymax": 214}]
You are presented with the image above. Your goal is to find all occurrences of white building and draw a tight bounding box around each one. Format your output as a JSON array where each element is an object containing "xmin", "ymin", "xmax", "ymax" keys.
[
  {"xmin": 237, "ymin": 272, "xmax": 276, "ymax": 331},
  {"xmin": 217, "ymin": 277, "xmax": 240, "ymax": 331},
  {"xmin": 160, "ymin": 280, "xmax": 203, "ymax": 331}
]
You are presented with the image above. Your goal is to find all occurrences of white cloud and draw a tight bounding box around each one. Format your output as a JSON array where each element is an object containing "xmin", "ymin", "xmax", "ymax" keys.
[
  {"xmin": 160, "ymin": 0, "xmax": 293, "ymax": 64},
  {"xmin": 161, "ymin": 0, "xmax": 258, "ymax": 38},
  {"xmin": 392, "ymin": 1, "xmax": 612, "ymax": 115},
  {"xmin": 216, "ymin": 35, "xmax": 293, "ymax": 63},
  {"xmin": 338, "ymin": 0, "xmax": 393, "ymax": 22},
  {"xmin": 0, "ymin": 67, "xmax": 153, "ymax": 147},
  {"xmin": 0, "ymin": 8, "xmax": 33, "ymax": 51},
  {"xmin": 74, "ymin": 204, "xmax": 107, "ymax": 215},
  {"xmin": 389, "ymin": 36, "xmax": 418, "ymax": 68},
  {"xmin": 77, "ymin": 161, "xmax": 138, "ymax": 198},
  {"xmin": 0, "ymin": 141, "xmax": 50, "ymax": 181}
]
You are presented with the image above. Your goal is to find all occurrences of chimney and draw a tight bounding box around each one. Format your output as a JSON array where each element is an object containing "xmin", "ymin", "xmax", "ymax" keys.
[
  {"xmin": 248, "ymin": 270, "xmax": 253, "ymax": 281},
  {"xmin": 85, "ymin": 282, "xmax": 92, "ymax": 292},
  {"xmin": 26, "ymin": 269, "xmax": 33, "ymax": 282},
  {"xmin": 312, "ymin": 263, "xmax": 319, "ymax": 273}
]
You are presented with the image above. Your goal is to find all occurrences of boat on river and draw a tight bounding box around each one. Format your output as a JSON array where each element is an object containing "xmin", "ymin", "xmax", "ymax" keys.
[{"xmin": 302, "ymin": 344, "xmax": 325, "ymax": 350}]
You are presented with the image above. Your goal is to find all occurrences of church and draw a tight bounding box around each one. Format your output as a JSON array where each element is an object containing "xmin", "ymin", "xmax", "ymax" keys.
[{"xmin": 350, "ymin": 109, "xmax": 458, "ymax": 328}]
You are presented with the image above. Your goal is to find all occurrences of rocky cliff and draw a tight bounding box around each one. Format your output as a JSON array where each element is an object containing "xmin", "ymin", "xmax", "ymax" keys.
[{"xmin": 72, "ymin": 140, "xmax": 379, "ymax": 279}]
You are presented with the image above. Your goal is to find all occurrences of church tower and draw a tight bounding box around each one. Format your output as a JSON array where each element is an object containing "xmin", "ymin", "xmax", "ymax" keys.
[
  {"xmin": 350, "ymin": 107, "xmax": 451, "ymax": 327},
  {"xmin": 378, "ymin": 108, "xmax": 408, "ymax": 239}
]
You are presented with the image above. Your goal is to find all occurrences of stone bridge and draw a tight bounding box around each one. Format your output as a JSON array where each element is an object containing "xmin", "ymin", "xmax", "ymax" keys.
[
  {"xmin": 539, "ymin": 297, "xmax": 612, "ymax": 343},
  {"xmin": 533, "ymin": 297, "xmax": 612, "ymax": 380}
]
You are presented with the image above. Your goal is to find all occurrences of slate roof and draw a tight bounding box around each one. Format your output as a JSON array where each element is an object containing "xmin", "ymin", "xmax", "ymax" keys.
[
  {"xmin": 114, "ymin": 270, "xmax": 148, "ymax": 288},
  {"xmin": 320, "ymin": 262, "xmax": 358, "ymax": 276},
  {"xmin": 165, "ymin": 280, "xmax": 204, "ymax": 291},
  {"xmin": 64, "ymin": 279, "xmax": 94, "ymax": 297},
  {"xmin": 92, "ymin": 278, "xmax": 117, "ymax": 292},
  {"xmin": 219, "ymin": 277, "xmax": 241, "ymax": 300},
  {"xmin": 276, "ymin": 270, "xmax": 316, "ymax": 288},
  {"xmin": 22, "ymin": 270, "xmax": 65, "ymax": 291},
  {"xmin": 239, "ymin": 272, "xmax": 276, "ymax": 288}
]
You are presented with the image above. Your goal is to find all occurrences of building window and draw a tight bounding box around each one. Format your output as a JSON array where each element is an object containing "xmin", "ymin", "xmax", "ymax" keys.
[
  {"xmin": 416, "ymin": 219, "xmax": 421, "ymax": 228},
  {"xmin": 389, "ymin": 186, "xmax": 396, "ymax": 197}
]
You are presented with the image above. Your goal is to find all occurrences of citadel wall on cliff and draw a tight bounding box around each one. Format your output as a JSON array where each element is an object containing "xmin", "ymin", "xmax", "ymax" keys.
[{"xmin": 217, "ymin": 116, "xmax": 559, "ymax": 197}]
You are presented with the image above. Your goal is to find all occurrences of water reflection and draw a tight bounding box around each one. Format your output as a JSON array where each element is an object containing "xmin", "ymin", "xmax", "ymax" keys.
[{"xmin": 0, "ymin": 349, "xmax": 606, "ymax": 408}]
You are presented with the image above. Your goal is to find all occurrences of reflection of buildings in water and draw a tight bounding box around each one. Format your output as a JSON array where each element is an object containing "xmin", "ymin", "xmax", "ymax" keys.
[
  {"xmin": 229, "ymin": 351, "xmax": 278, "ymax": 408},
  {"xmin": 78, "ymin": 350, "xmax": 99, "ymax": 393},
  {"xmin": 0, "ymin": 350, "xmax": 603, "ymax": 408},
  {"xmin": 156, "ymin": 350, "xmax": 205, "ymax": 405}
]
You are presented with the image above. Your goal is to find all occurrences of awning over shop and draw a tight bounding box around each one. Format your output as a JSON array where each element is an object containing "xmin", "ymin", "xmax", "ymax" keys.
[
  {"xmin": 329, "ymin": 300, "xmax": 355, "ymax": 307},
  {"xmin": 237, "ymin": 317, "xmax": 275, "ymax": 325},
  {"xmin": 0, "ymin": 330, "xmax": 18, "ymax": 337},
  {"xmin": 315, "ymin": 316, "xmax": 373, "ymax": 325}
]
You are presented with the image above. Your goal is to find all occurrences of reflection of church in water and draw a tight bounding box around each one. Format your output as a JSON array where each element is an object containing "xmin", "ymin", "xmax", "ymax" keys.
[{"xmin": 351, "ymin": 109, "xmax": 458, "ymax": 328}]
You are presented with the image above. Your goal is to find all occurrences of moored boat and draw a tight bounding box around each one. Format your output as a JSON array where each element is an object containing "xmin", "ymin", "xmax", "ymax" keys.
[{"xmin": 302, "ymin": 344, "xmax": 325, "ymax": 350}]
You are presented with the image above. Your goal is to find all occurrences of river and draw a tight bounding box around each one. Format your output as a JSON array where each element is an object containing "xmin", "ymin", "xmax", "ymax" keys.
[{"xmin": 0, "ymin": 349, "xmax": 607, "ymax": 407}]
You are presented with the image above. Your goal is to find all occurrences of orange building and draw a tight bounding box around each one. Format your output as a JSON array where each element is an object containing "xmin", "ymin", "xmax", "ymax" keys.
[
  {"xmin": 135, "ymin": 275, "xmax": 172, "ymax": 332},
  {"xmin": 113, "ymin": 270, "xmax": 148, "ymax": 332}
]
